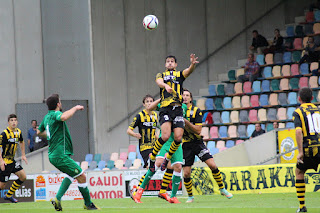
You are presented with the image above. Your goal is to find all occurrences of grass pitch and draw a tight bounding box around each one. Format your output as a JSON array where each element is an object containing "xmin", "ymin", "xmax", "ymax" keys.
[{"xmin": 0, "ymin": 192, "xmax": 319, "ymax": 213}]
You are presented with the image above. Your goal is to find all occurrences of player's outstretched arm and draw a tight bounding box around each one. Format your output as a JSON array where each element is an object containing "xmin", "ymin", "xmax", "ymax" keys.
[
  {"xmin": 126, "ymin": 127, "xmax": 141, "ymax": 139},
  {"xmin": 146, "ymin": 99, "xmax": 161, "ymax": 111},
  {"xmin": 184, "ymin": 118, "xmax": 202, "ymax": 135},
  {"xmin": 60, "ymin": 105, "xmax": 84, "ymax": 121},
  {"xmin": 182, "ymin": 53, "xmax": 199, "ymax": 78},
  {"xmin": 156, "ymin": 74, "xmax": 173, "ymax": 94}
]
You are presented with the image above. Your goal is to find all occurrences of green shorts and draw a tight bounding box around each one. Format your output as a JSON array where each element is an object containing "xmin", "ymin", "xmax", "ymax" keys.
[
  {"xmin": 49, "ymin": 155, "xmax": 83, "ymax": 178},
  {"xmin": 157, "ymin": 132, "xmax": 183, "ymax": 166}
]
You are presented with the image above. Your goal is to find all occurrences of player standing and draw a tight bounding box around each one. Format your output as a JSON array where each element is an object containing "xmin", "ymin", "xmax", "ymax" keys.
[
  {"xmin": 37, "ymin": 94, "xmax": 99, "ymax": 211},
  {"xmin": 293, "ymin": 87, "xmax": 320, "ymax": 213},
  {"xmin": 149, "ymin": 54, "xmax": 199, "ymax": 171},
  {"xmin": 182, "ymin": 89, "xmax": 233, "ymax": 203},
  {"xmin": 0, "ymin": 114, "xmax": 28, "ymax": 203}
]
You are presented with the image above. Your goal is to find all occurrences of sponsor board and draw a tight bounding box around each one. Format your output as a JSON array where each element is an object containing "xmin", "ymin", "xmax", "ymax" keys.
[
  {"xmin": 192, "ymin": 164, "xmax": 320, "ymax": 195},
  {"xmin": 88, "ymin": 171, "xmax": 125, "ymax": 199},
  {"xmin": 278, "ymin": 129, "xmax": 298, "ymax": 163},
  {"xmin": 124, "ymin": 170, "xmax": 182, "ymax": 197}
]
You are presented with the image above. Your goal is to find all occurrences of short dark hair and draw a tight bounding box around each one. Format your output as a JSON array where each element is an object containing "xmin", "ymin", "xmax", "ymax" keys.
[
  {"xmin": 183, "ymin": 89, "xmax": 193, "ymax": 104},
  {"xmin": 252, "ymin": 30, "xmax": 258, "ymax": 34},
  {"xmin": 165, "ymin": 55, "xmax": 177, "ymax": 63},
  {"xmin": 8, "ymin": 114, "xmax": 17, "ymax": 122},
  {"xmin": 46, "ymin": 94, "xmax": 60, "ymax": 110},
  {"xmin": 274, "ymin": 29, "xmax": 280, "ymax": 33},
  {"xmin": 299, "ymin": 87, "xmax": 313, "ymax": 103},
  {"xmin": 31, "ymin": 120, "xmax": 37, "ymax": 124},
  {"xmin": 142, "ymin": 94, "xmax": 154, "ymax": 104}
]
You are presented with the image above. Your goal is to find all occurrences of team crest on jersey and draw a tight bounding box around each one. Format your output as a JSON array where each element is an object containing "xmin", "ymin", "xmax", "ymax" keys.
[
  {"xmin": 75, "ymin": 168, "xmax": 79, "ymax": 174},
  {"xmin": 190, "ymin": 110, "xmax": 194, "ymax": 116}
]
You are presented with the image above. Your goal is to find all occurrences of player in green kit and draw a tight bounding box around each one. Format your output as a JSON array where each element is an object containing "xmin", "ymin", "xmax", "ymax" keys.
[
  {"xmin": 132, "ymin": 99, "xmax": 187, "ymax": 203},
  {"xmin": 37, "ymin": 94, "xmax": 99, "ymax": 211}
]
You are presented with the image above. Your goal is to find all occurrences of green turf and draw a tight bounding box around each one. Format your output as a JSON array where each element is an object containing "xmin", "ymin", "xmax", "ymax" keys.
[{"xmin": 0, "ymin": 192, "xmax": 319, "ymax": 213}]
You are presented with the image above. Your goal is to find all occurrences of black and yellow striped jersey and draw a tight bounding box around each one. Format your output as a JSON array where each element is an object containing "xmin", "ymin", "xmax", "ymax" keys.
[
  {"xmin": 156, "ymin": 70, "xmax": 186, "ymax": 108},
  {"xmin": 0, "ymin": 127, "xmax": 24, "ymax": 164},
  {"xmin": 129, "ymin": 110, "xmax": 158, "ymax": 151},
  {"xmin": 183, "ymin": 105, "xmax": 203, "ymax": 143},
  {"xmin": 293, "ymin": 103, "xmax": 320, "ymax": 157}
]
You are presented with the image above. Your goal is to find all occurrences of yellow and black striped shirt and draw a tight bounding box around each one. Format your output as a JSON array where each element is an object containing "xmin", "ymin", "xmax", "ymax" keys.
[
  {"xmin": 183, "ymin": 105, "xmax": 203, "ymax": 143},
  {"xmin": 0, "ymin": 127, "xmax": 24, "ymax": 164},
  {"xmin": 293, "ymin": 103, "xmax": 320, "ymax": 157},
  {"xmin": 156, "ymin": 70, "xmax": 186, "ymax": 108},
  {"xmin": 129, "ymin": 110, "xmax": 158, "ymax": 151}
]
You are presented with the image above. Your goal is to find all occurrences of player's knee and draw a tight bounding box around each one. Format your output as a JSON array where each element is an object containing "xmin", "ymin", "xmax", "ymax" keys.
[
  {"xmin": 77, "ymin": 173, "xmax": 86, "ymax": 183},
  {"xmin": 184, "ymin": 170, "xmax": 191, "ymax": 178},
  {"xmin": 173, "ymin": 164, "xmax": 182, "ymax": 173},
  {"xmin": 161, "ymin": 134, "xmax": 170, "ymax": 142}
]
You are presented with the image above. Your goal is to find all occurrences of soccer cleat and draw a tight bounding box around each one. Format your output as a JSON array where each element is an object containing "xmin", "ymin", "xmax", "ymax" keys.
[
  {"xmin": 51, "ymin": 198, "xmax": 62, "ymax": 211},
  {"xmin": 84, "ymin": 202, "xmax": 101, "ymax": 210},
  {"xmin": 148, "ymin": 158, "xmax": 156, "ymax": 173},
  {"xmin": 4, "ymin": 195, "xmax": 18, "ymax": 203},
  {"xmin": 186, "ymin": 196, "xmax": 194, "ymax": 203},
  {"xmin": 220, "ymin": 188, "xmax": 233, "ymax": 199},
  {"xmin": 158, "ymin": 193, "xmax": 170, "ymax": 201},
  {"xmin": 130, "ymin": 185, "xmax": 138, "ymax": 200},
  {"xmin": 169, "ymin": 197, "xmax": 181, "ymax": 203},
  {"xmin": 160, "ymin": 158, "xmax": 169, "ymax": 171},
  {"xmin": 132, "ymin": 187, "xmax": 144, "ymax": 203},
  {"xmin": 296, "ymin": 206, "xmax": 307, "ymax": 212}
]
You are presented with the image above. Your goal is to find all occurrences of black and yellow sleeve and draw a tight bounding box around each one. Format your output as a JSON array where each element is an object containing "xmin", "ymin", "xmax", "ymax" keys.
[
  {"xmin": 293, "ymin": 110, "xmax": 302, "ymax": 130},
  {"xmin": 129, "ymin": 114, "xmax": 141, "ymax": 130}
]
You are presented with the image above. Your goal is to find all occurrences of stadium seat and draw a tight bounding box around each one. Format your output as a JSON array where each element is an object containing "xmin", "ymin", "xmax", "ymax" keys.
[
  {"xmin": 277, "ymin": 108, "xmax": 287, "ymax": 120},
  {"xmin": 261, "ymin": 80, "xmax": 270, "ymax": 92},
  {"xmin": 278, "ymin": 93, "xmax": 287, "ymax": 105},
  {"xmin": 243, "ymin": 81, "xmax": 252, "ymax": 93},
  {"xmin": 267, "ymin": 108, "xmax": 277, "ymax": 121},
  {"xmin": 236, "ymin": 140, "xmax": 244, "ymax": 145},
  {"xmin": 300, "ymin": 63, "xmax": 309, "ymax": 75},
  {"xmin": 309, "ymin": 76, "xmax": 318, "ymax": 88},
  {"xmin": 283, "ymin": 52, "xmax": 292, "ymax": 63},
  {"xmin": 107, "ymin": 160, "xmax": 115, "ymax": 170},
  {"xmin": 286, "ymin": 25, "xmax": 294, "ymax": 37},
  {"xmin": 310, "ymin": 62, "xmax": 319, "ymax": 72},
  {"xmin": 286, "ymin": 122, "xmax": 295, "ymax": 129},
  {"xmin": 219, "ymin": 147, "xmax": 227, "ymax": 152},
  {"xmin": 128, "ymin": 152, "xmax": 136, "ymax": 161},
  {"xmin": 102, "ymin": 153, "xmax": 111, "ymax": 162},
  {"xmin": 211, "ymin": 148, "xmax": 220, "ymax": 155},
  {"xmin": 315, "ymin": 35, "xmax": 320, "ymax": 46},
  {"xmin": 279, "ymin": 123, "xmax": 285, "ymax": 128},
  {"xmin": 293, "ymin": 38, "xmax": 302, "ymax": 49},
  {"xmin": 114, "ymin": 159, "xmax": 124, "ymax": 169},
  {"xmin": 306, "ymin": 11, "xmax": 315, "ymax": 23},
  {"xmin": 312, "ymin": 91, "xmax": 318, "ymax": 103},
  {"xmin": 207, "ymin": 141, "xmax": 215, "ymax": 152},
  {"xmin": 230, "ymin": 111, "xmax": 239, "ymax": 123},
  {"xmin": 226, "ymin": 140, "xmax": 235, "ymax": 148},
  {"xmin": 119, "ymin": 152, "xmax": 128, "ymax": 161},
  {"xmin": 124, "ymin": 159, "xmax": 132, "ymax": 168},
  {"xmin": 228, "ymin": 125, "xmax": 237, "ymax": 138},
  {"xmin": 272, "ymin": 66, "xmax": 281, "ymax": 78},
  {"xmin": 252, "ymin": 81, "xmax": 261, "ymax": 93},
  {"xmin": 228, "ymin": 70, "xmax": 236, "ymax": 81},
  {"xmin": 94, "ymin": 153, "xmax": 101, "ymax": 163},
  {"xmin": 248, "ymin": 109, "xmax": 258, "ymax": 122},
  {"xmin": 195, "ymin": 156, "xmax": 200, "ymax": 163},
  {"xmin": 241, "ymin": 95, "xmax": 250, "ymax": 108},
  {"xmin": 97, "ymin": 161, "xmax": 106, "ymax": 170},
  {"xmin": 128, "ymin": 144, "xmax": 136, "ymax": 153},
  {"xmin": 250, "ymin": 95, "xmax": 259, "ymax": 107},
  {"xmin": 210, "ymin": 126, "xmax": 219, "ymax": 138},
  {"xmin": 281, "ymin": 65, "xmax": 291, "ymax": 77},
  {"xmin": 258, "ymin": 109, "xmax": 267, "ymax": 121},
  {"xmin": 130, "ymin": 159, "xmax": 142, "ymax": 169},
  {"xmin": 212, "ymin": 112, "xmax": 221, "ymax": 124},
  {"xmin": 287, "ymin": 107, "xmax": 296, "ymax": 120},
  {"xmin": 247, "ymin": 124, "xmax": 255, "ymax": 137},
  {"xmin": 201, "ymin": 127, "xmax": 210, "ymax": 139},
  {"xmin": 223, "ymin": 97, "xmax": 232, "ymax": 109},
  {"xmin": 263, "ymin": 67, "xmax": 272, "ymax": 78},
  {"xmin": 225, "ymin": 83, "xmax": 234, "ymax": 95},
  {"xmin": 208, "ymin": 84, "xmax": 216, "ymax": 96},
  {"xmin": 216, "ymin": 140, "xmax": 225, "ymax": 149},
  {"xmin": 315, "ymin": 10, "xmax": 320, "ymax": 22},
  {"xmin": 80, "ymin": 161, "xmax": 89, "ymax": 171},
  {"xmin": 110, "ymin": 152, "xmax": 119, "ymax": 161},
  {"xmin": 291, "ymin": 64, "xmax": 300, "ymax": 76},
  {"xmin": 219, "ymin": 126, "xmax": 228, "ymax": 138},
  {"xmin": 299, "ymin": 77, "xmax": 308, "ymax": 88},
  {"xmin": 221, "ymin": 111, "xmax": 230, "ymax": 123},
  {"xmin": 205, "ymin": 98, "xmax": 214, "ymax": 110},
  {"xmin": 196, "ymin": 98, "xmax": 206, "ymax": 110},
  {"xmin": 259, "ymin": 94, "xmax": 269, "ymax": 106},
  {"xmin": 232, "ymin": 96, "xmax": 241, "ymax": 109},
  {"xmin": 269, "ymin": 93, "xmax": 278, "ymax": 106},
  {"xmin": 234, "ymin": 82, "xmax": 243, "ymax": 94},
  {"xmin": 289, "ymin": 78, "xmax": 299, "ymax": 90},
  {"xmin": 265, "ymin": 53, "xmax": 273, "ymax": 65},
  {"xmin": 238, "ymin": 125, "xmax": 247, "ymax": 138},
  {"xmin": 236, "ymin": 68, "xmax": 245, "ymax": 78},
  {"xmin": 204, "ymin": 112, "xmax": 213, "ymax": 124},
  {"xmin": 217, "ymin": 84, "xmax": 225, "ymax": 96},
  {"xmin": 88, "ymin": 161, "xmax": 97, "ymax": 170},
  {"xmin": 214, "ymin": 98, "xmax": 223, "ymax": 110},
  {"xmin": 85, "ymin": 154, "xmax": 93, "ymax": 163},
  {"xmin": 256, "ymin": 54, "xmax": 265, "ymax": 65},
  {"xmin": 271, "ymin": 79, "xmax": 280, "ymax": 91},
  {"xmin": 274, "ymin": 53, "xmax": 283, "ymax": 64},
  {"xmin": 292, "ymin": 51, "xmax": 301, "ymax": 63},
  {"xmin": 239, "ymin": 110, "xmax": 249, "ymax": 122},
  {"xmin": 305, "ymin": 23, "xmax": 314, "ymax": 35},
  {"xmin": 266, "ymin": 123, "xmax": 274, "ymax": 132},
  {"xmin": 302, "ymin": 37, "xmax": 309, "ymax": 48},
  {"xmin": 313, "ymin": 23, "xmax": 320, "ymax": 34}
]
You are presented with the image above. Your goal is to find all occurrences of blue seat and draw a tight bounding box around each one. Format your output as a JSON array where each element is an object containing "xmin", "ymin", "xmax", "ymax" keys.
[
  {"xmin": 274, "ymin": 53, "xmax": 283, "ymax": 64},
  {"xmin": 212, "ymin": 112, "xmax": 221, "ymax": 124},
  {"xmin": 286, "ymin": 122, "xmax": 295, "ymax": 129},
  {"xmin": 225, "ymin": 83, "xmax": 234, "ymax": 95},
  {"xmin": 94, "ymin": 154, "xmax": 101, "ymax": 163},
  {"xmin": 219, "ymin": 126, "xmax": 228, "ymax": 138},
  {"xmin": 261, "ymin": 124, "xmax": 265, "ymax": 130},
  {"xmin": 247, "ymin": 124, "xmax": 255, "ymax": 137},
  {"xmin": 259, "ymin": 94, "xmax": 269, "ymax": 106},
  {"xmin": 85, "ymin": 154, "xmax": 93, "ymax": 163},
  {"xmin": 286, "ymin": 25, "xmax": 295, "ymax": 37},
  {"xmin": 283, "ymin": 52, "xmax": 292, "ymax": 63},
  {"xmin": 202, "ymin": 112, "xmax": 209, "ymax": 123},
  {"xmin": 300, "ymin": 63, "xmax": 309, "ymax": 75},
  {"xmin": 287, "ymin": 107, "xmax": 296, "ymax": 120},
  {"xmin": 207, "ymin": 141, "xmax": 215, "ymax": 152},
  {"xmin": 102, "ymin": 153, "xmax": 111, "ymax": 162},
  {"xmin": 261, "ymin": 80, "xmax": 270, "ymax": 92},
  {"xmin": 205, "ymin": 98, "xmax": 214, "ymax": 110},
  {"xmin": 256, "ymin": 54, "xmax": 265, "ymax": 65},
  {"xmin": 288, "ymin": 92, "xmax": 298, "ymax": 105},
  {"xmin": 252, "ymin": 81, "xmax": 261, "ymax": 93},
  {"xmin": 238, "ymin": 125, "xmax": 247, "ymax": 138},
  {"xmin": 211, "ymin": 148, "xmax": 219, "ymax": 155},
  {"xmin": 267, "ymin": 108, "xmax": 277, "ymax": 120},
  {"xmin": 97, "ymin": 160, "xmax": 106, "ymax": 170},
  {"xmin": 315, "ymin": 10, "xmax": 320, "ymax": 22},
  {"xmin": 208, "ymin": 85, "xmax": 216, "ymax": 96},
  {"xmin": 107, "ymin": 160, "xmax": 115, "ymax": 170},
  {"xmin": 125, "ymin": 159, "xmax": 133, "ymax": 168},
  {"xmin": 221, "ymin": 111, "xmax": 230, "ymax": 123},
  {"xmin": 128, "ymin": 152, "xmax": 136, "ymax": 161},
  {"xmin": 263, "ymin": 67, "xmax": 272, "ymax": 78},
  {"xmin": 223, "ymin": 97, "xmax": 232, "ymax": 109},
  {"xmin": 194, "ymin": 156, "xmax": 200, "ymax": 162},
  {"xmin": 239, "ymin": 110, "xmax": 249, "ymax": 122},
  {"xmin": 226, "ymin": 140, "xmax": 235, "ymax": 148}
]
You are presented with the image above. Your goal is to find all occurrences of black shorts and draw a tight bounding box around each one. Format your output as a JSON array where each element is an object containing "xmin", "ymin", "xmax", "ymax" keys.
[
  {"xmin": 0, "ymin": 160, "xmax": 23, "ymax": 182},
  {"xmin": 140, "ymin": 149, "xmax": 153, "ymax": 168},
  {"xmin": 296, "ymin": 156, "xmax": 320, "ymax": 171},
  {"xmin": 159, "ymin": 105, "xmax": 185, "ymax": 129},
  {"xmin": 182, "ymin": 141, "xmax": 213, "ymax": 167}
]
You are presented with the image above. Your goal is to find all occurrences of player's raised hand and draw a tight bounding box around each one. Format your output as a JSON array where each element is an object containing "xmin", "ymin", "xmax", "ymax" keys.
[
  {"xmin": 190, "ymin": 54, "xmax": 199, "ymax": 65},
  {"xmin": 165, "ymin": 84, "xmax": 173, "ymax": 94},
  {"xmin": 75, "ymin": 105, "xmax": 84, "ymax": 111}
]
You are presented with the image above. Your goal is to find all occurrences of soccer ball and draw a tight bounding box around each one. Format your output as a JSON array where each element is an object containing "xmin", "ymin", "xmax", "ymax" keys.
[{"xmin": 143, "ymin": 15, "xmax": 158, "ymax": 30}]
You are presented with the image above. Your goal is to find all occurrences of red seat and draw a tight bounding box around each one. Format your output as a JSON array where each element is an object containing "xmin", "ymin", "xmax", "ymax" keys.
[
  {"xmin": 293, "ymin": 38, "xmax": 302, "ymax": 49},
  {"xmin": 250, "ymin": 95, "xmax": 259, "ymax": 107},
  {"xmin": 290, "ymin": 64, "xmax": 299, "ymax": 76},
  {"xmin": 299, "ymin": 77, "xmax": 308, "ymax": 88},
  {"xmin": 306, "ymin": 11, "xmax": 315, "ymax": 23},
  {"xmin": 243, "ymin": 81, "xmax": 252, "ymax": 93},
  {"xmin": 248, "ymin": 109, "xmax": 258, "ymax": 122},
  {"xmin": 210, "ymin": 126, "xmax": 219, "ymax": 138}
]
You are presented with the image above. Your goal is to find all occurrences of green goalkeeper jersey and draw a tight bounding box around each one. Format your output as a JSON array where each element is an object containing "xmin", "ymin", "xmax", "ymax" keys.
[{"xmin": 38, "ymin": 110, "xmax": 73, "ymax": 157}]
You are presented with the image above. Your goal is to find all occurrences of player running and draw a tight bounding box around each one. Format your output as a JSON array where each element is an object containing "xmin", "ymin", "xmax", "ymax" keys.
[
  {"xmin": 37, "ymin": 94, "xmax": 99, "ymax": 211},
  {"xmin": 293, "ymin": 87, "xmax": 320, "ymax": 213},
  {"xmin": 182, "ymin": 89, "xmax": 233, "ymax": 203}
]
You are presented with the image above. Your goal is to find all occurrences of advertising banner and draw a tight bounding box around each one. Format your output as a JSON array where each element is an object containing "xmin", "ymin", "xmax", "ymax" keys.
[
  {"xmin": 278, "ymin": 129, "xmax": 298, "ymax": 163},
  {"xmin": 88, "ymin": 171, "xmax": 125, "ymax": 199},
  {"xmin": 192, "ymin": 164, "xmax": 320, "ymax": 195},
  {"xmin": 124, "ymin": 170, "xmax": 182, "ymax": 197}
]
